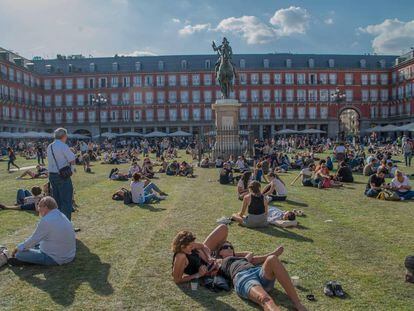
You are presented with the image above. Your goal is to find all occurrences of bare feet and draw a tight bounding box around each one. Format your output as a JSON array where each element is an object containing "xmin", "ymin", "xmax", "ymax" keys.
[{"xmin": 271, "ymin": 246, "xmax": 284, "ymax": 257}]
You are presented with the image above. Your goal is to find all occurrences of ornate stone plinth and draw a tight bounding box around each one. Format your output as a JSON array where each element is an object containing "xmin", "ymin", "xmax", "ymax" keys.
[{"xmin": 212, "ymin": 99, "xmax": 242, "ymax": 160}]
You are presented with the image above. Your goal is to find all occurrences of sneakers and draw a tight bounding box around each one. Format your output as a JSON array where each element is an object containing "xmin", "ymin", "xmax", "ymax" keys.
[
  {"xmin": 216, "ymin": 217, "xmax": 232, "ymax": 225},
  {"xmin": 324, "ymin": 281, "xmax": 345, "ymax": 298},
  {"xmin": 0, "ymin": 246, "xmax": 9, "ymax": 268},
  {"xmin": 157, "ymin": 195, "xmax": 167, "ymax": 200}
]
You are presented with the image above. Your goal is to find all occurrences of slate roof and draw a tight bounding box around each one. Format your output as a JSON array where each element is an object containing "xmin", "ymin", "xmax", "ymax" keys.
[{"xmin": 30, "ymin": 53, "xmax": 398, "ymax": 75}]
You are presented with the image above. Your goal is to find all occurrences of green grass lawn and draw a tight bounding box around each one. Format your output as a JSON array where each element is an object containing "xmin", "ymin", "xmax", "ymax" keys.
[{"xmin": 0, "ymin": 153, "xmax": 413, "ymax": 311}]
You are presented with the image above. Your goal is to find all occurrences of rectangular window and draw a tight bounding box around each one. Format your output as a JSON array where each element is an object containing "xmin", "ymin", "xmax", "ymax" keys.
[
  {"xmin": 168, "ymin": 91, "xmax": 177, "ymax": 103},
  {"xmin": 361, "ymin": 89, "xmax": 369, "ymax": 101},
  {"xmin": 263, "ymin": 107, "xmax": 271, "ymax": 119},
  {"xmin": 145, "ymin": 92, "xmax": 153, "ymax": 104},
  {"xmin": 89, "ymin": 78, "xmax": 94, "ymax": 89},
  {"xmin": 309, "ymin": 107, "xmax": 316, "ymax": 119},
  {"xmin": 345, "ymin": 90, "xmax": 353, "ymax": 102},
  {"xmin": 320, "ymin": 107, "xmax": 328, "ymax": 119},
  {"xmin": 308, "ymin": 89, "xmax": 317, "ymax": 101},
  {"xmin": 239, "ymin": 73, "xmax": 247, "ymax": 85},
  {"xmin": 66, "ymin": 111, "xmax": 73, "ymax": 123},
  {"xmin": 65, "ymin": 79, "xmax": 73, "ymax": 89},
  {"xmin": 285, "ymin": 73, "xmax": 294, "ymax": 85},
  {"xmin": 88, "ymin": 111, "xmax": 96, "ymax": 122},
  {"xmin": 251, "ymin": 73, "xmax": 259, "ymax": 85},
  {"xmin": 361, "ymin": 74, "xmax": 368, "ymax": 85},
  {"xmin": 192, "ymin": 90, "xmax": 200, "ymax": 103},
  {"xmin": 134, "ymin": 110, "xmax": 141, "ymax": 121},
  {"xmin": 169, "ymin": 109, "xmax": 177, "ymax": 121},
  {"xmin": 274, "ymin": 73, "xmax": 282, "ymax": 85},
  {"xmin": 157, "ymin": 109, "xmax": 165, "ymax": 121},
  {"xmin": 145, "ymin": 75, "xmax": 153, "ymax": 87},
  {"xmin": 156, "ymin": 75, "xmax": 165, "ymax": 87},
  {"xmin": 275, "ymin": 107, "xmax": 282, "ymax": 119},
  {"xmin": 286, "ymin": 107, "xmax": 294, "ymax": 119},
  {"xmin": 76, "ymin": 78, "xmax": 84, "ymax": 89},
  {"xmin": 262, "ymin": 73, "xmax": 270, "ymax": 85},
  {"xmin": 123, "ymin": 76, "xmax": 130, "ymax": 87},
  {"xmin": 100, "ymin": 78, "xmax": 107, "ymax": 88},
  {"xmin": 168, "ymin": 75, "xmax": 176, "ymax": 86},
  {"xmin": 192, "ymin": 74, "xmax": 200, "ymax": 86},
  {"xmin": 181, "ymin": 108, "xmax": 189, "ymax": 121},
  {"xmin": 65, "ymin": 94, "xmax": 73, "ymax": 106},
  {"xmin": 44, "ymin": 79, "xmax": 51, "ymax": 90},
  {"xmin": 252, "ymin": 107, "xmax": 259, "ymax": 119},
  {"xmin": 239, "ymin": 90, "xmax": 247, "ymax": 102},
  {"xmin": 204, "ymin": 90, "xmax": 212, "ymax": 102},
  {"xmin": 298, "ymin": 107, "xmax": 305, "ymax": 119},
  {"xmin": 380, "ymin": 74, "xmax": 388, "ymax": 85},
  {"xmin": 111, "ymin": 93, "xmax": 119, "ymax": 105},
  {"xmin": 180, "ymin": 75, "xmax": 188, "ymax": 86},
  {"xmin": 263, "ymin": 90, "xmax": 270, "ymax": 102},
  {"xmin": 370, "ymin": 74, "xmax": 377, "ymax": 85},
  {"xmin": 180, "ymin": 91, "xmax": 189, "ymax": 103},
  {"xmin": 133, "ymin": 76, "xmax": 142, "ymax": 87},
  {"xmin": 380, "ymin": 89, "xmax": 388, "ymax": 101},
  {"xmin": 134, "ymin": 92, "xmax": 142, "ymax": 104},
  {"xmin": 157, "ymin": 91, "xmax": 165, "ymax": 104},
  {"xmin": 345, "ymin": 73, "xmax": 353, "ymax": 85},
  {"xmin": 286, "ymin": 89, "xmax": 294, "ymax": 102},
  {"xmin": 55, "ymin": 79, "xmax": 62, "ymax": 90},
  {"xmin": 203, "ymin": 74, "xmax": 212, "ymax": 86},
  {"xmin": 204, "ymin": 108, "xmax": 212, "ymax": 120},
  {"xmin": 193, "ymin": 108, "xmax": 201, "ymax": 120},
  {"xmin": 251, "ymin": 90, "xmax": 259, "ymax": 102},
  {"xmin": 77, "ymin": 94, "xmax": 84, "ymax": 106},
  {"xmin": 77, "ymin": 111, "xmax": 84, "ymax": 123},
  {"xmin": 309, "ymin": 73, "xmax": 317, "ymax": 85},
  {"xmin": 274, "ymin": 89, "xmax": 282, "ymax": 101},
  {"xmin": 370, "ymin": 89, "xmax": 378, "ymax": 101},
  {"xmin": 122, "ymin": 92, "xmax": 130, "ymax": 104},
  {"xmin": 55, "ymin": 95, "xmax": 62, "ymax": 106},
  {"xmin": 329, "ymin": 73, "xmax": 337, "ymax": 85},
  {"xmin": 297, "ymin": 89, "xmax": 306, "ymax": 102},
  {"xmin": 297, "ymin": 73, "xmax": 306, "ymax": 85},
  {"xmin": 146, "ymin": 110, "xmax": 154, "ymax": 121},
  {"xmin": 240, "ymin": 107, "xmax": 248, "ymax": 120},
  {"xmin": 320, "ymin": 89, "xmax": 329, "ymax": 102}
]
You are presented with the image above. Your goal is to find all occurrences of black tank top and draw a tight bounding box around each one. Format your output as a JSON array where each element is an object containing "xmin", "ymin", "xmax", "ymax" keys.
[
  {"xmin": 248, "ymin": 194, "xmax": 265, "ymax": 215},
  {"xmin": 172, "ymin": 250, "xmax": 207, "ymax": 275}
]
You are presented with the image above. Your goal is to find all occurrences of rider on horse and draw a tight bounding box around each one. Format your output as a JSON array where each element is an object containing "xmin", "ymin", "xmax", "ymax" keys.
[{"xmin": 212, "ymin": 37, "xmax": 237, "ymax": 98}]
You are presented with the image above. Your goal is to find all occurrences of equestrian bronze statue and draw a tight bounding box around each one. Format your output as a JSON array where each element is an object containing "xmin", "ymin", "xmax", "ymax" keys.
[{"xmin": 212, "ymin": 37, "xmax": 237, "ymax": 99}]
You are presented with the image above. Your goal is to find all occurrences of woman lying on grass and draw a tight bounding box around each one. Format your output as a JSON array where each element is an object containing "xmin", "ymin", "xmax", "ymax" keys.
[{"xmin": 213, "ymin": 242, "xmax": 307, "ymax": 311}]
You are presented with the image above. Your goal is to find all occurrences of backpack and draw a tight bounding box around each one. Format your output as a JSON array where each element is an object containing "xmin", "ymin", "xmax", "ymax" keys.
[
  {"xmin": 123, "ymin": 190, "xmax": 133, "ymax": 205},
  {"xmin": 377, "ymin": 190, "xmax": 400, "ymax": 201},
  {"xmin": 112, "ymin": 188, "xmax": 128, "ymax": 201}
]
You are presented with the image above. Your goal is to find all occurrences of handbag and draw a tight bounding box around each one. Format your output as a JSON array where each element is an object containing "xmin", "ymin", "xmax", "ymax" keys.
[{"xmin": 51, "ymin": 145, "xmax": 73, "ymax": 179}]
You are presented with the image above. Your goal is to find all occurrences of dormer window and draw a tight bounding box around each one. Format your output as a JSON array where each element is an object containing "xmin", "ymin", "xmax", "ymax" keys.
[
  {"xmin": 181, "ymin": 60, "xmax": 187, "ymax": 70},
  {"xmin": 205, "ymin": 59, "xmax": 211, "ymax": 69},
  {"xmin": 135, "ymin": 61, "xmax": 142, "ymax": 71},
  {"xmin": 68, "ymin": 64, "xmax": 73, "ymax": 72},
  {"xmin": 112, "ymin": 62, "xmax": 119, "ymax": 71},
  {"xmin": 263, "ymin": 59, "xmax": 269, "ymax": 68},
  {"xmin": 240, "ymin": 59, "xmax": 246, "ymax": 69},
  {"xmin": 328, "ymin": 59, "xmax": 335, "ymax": 68},
  {"xmin": 158, "ymin": 61, "xmax": 164, "ymax": 71},
  {"xmin": 89, "ymin": 63, "xmax": 96, "ymax": 72},
  {"xmin": 379, "ymin": 59, "xmax": 386, "ymax": 69},
  {"xmin": 45, "ymin": 64, "xmax": 52, "ymax": 73},
  {"xmin": 308, "ymin": 58, "xmax": 314, "ymax": 68},
  {"xmin": 360, "ymin": 59, "xmax": 366, "ymax": 68},
  {"xmin": 286, "ymin": 59, "xmax": 292, "ymax": 68}
]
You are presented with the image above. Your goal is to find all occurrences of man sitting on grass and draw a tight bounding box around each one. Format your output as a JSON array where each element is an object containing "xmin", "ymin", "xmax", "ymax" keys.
[
  {"xmin": 365, "ymin": 168, "xmax": 389, "ymax": 198},
  {"xmin": 390, "ymin": 170, "xmax": 414, "ymax": 200},
  {"xmin": 9, "ymin": 196, "xmax": 76, "ymax": 265}
]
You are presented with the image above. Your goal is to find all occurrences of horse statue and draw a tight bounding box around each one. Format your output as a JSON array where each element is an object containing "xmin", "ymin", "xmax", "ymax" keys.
[{"xmin": 212, "ymin": 37, "xmax": 236, "ymax": 99}]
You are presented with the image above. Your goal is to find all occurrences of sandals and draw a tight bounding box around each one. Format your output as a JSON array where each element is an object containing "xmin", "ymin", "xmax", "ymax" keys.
[
  {"xmin": 293, "ymin": 209, "xmax": 305, "ymax": 216},
  {"xmin": 324, "ymin": 281, "xmax": 345, "ymax": 298}
]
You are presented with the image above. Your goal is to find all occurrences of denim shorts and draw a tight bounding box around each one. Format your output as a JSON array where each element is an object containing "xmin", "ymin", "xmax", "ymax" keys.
[{"xmin": 234, "ymin": 266, "xmax": 275, "ymax": 299}]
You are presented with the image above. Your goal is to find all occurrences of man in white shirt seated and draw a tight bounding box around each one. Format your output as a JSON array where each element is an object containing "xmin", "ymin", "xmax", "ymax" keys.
[
  {"xmin": 391, "ymin": 170, "xmax": 414, "ymax": 200},
  {"xmin": 11, "ymin": 196, "xmax": 76, "ymax": 265},
  {"xmin": 235, "ymin": 156, "xmax": 248, "ymax": 172}
]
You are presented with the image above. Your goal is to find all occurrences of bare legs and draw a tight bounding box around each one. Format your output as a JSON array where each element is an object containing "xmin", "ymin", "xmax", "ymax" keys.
[
  {"xmin": 248, "ymin": 255, "xmax": 307, "ymax": 311},
  {"xmin": 203, "ymin": 224, "xmax": 228, "ymax": 252},
  {"xmin": 231, "ymin": 213, "xmax": 244, "ymax": 225}
]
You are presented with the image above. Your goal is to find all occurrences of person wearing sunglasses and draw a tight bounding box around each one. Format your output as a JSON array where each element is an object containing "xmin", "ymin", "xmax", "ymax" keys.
[
  {"xmin": 171, "ymin": 225, "xmax": 228, "ymax": 284},
  {"xmin": 215, "ymin": 242, "xmax": 307, "ymax": 311}
]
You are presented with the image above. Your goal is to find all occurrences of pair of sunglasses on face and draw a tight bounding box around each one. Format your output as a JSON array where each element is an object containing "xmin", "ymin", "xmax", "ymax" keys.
[{"xmin": 220, "ymin": 244, "xmax": 234, "ymax": 251}]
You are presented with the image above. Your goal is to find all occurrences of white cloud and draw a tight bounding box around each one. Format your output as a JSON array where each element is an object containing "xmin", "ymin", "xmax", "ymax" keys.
[
  {"xmin": 120, "ymin": 50, "xmax": 158, "ymax": 56},
  {"xmin": 172, "ymin": 18, "xmax": 181, "ymax": 23},
  {"xmin": 269, "ymin": 6, "xmax": 310, "ymax": 35},
  {"xmin": 359, "ymin": 19, "xmax": 414, "ymax": 54},
  {"xmin": 178, "ymin": 23, "xmax": 211, "ymax": 36},
  {"xmin": 324, "ymin": 18, "xmax": 334, "ymax": 25},
  {"xmin": 216, "ymin": 16, "xmax": 276, "ymax": 44}
]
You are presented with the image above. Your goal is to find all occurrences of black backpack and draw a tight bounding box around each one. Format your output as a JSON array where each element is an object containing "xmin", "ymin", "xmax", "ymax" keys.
[{"xmin": 123, "ymin": 190, "xmax": 133, "ymax": 205}]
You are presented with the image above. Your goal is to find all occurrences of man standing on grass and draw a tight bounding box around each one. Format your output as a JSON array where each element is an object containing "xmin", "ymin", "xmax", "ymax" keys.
[{"xmin": 47, "ymin": 128, "xmax": 76, "ymax": 221}]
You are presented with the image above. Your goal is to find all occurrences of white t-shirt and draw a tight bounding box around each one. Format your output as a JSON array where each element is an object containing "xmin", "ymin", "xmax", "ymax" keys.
[
  {"xmin": 272, "ymin": 179, "xmax": 287, "ymax": 196},
  {"xmin": 130, "ymin": 181, "xmax": 145, "ymax": 203},
  {"xmin": 335, "ymin": 145, "xmax": 346, "ymax": 153},
  {"xmin": 391, "ymin": 176, "xmax": 410, "ymax": 193},
  {"xmin": 236, "ymin": 159, "xmax": 246, "ymax": 169},
  {"xmin": 300, "ymin": 168, "xmax": 313, "ymax": 178}
]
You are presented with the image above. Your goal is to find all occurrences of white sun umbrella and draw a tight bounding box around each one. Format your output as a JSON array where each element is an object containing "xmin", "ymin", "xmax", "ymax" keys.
[
  {"xmin": 276, "ymin": 129, "xmax": 298, "ymax": 134},
  {"xmin": 93, "ymin": 132, "xmax": 119, "ymax": 139},
  {"xmin": 301, "ymin": 128, "xmax": 326, "ymax": 134},
  {"xmin": 145, "ymin": 131, "xmax": 168, "ymax": 138},
  {"xmin": 363, "ymin": 125, "xmax": 383, "ymax": 132},
  {"xmin": 378, "ymin": 124, "xmax": 399, "ymax": 132},
  {"xmin": 396, "ymin": 122, "xmax": 414, "ymax": 131},
  {"xmin": 0, "ymin": 132, "xmax": 15, "ymax": 138},
  {"xmin": 21, "ymin": 131, "xmax": 42, "ymax": 138},
  {"xmin": 37, "ymin": 132, "xmax": 53, "ymax": 138},
  {"xmin": 168, "ymin": 130, "xmax": 192, "ymax": 137},
  {"xmin": 118, "ymin": 131, "xmax": 144, "ymax": 137}
]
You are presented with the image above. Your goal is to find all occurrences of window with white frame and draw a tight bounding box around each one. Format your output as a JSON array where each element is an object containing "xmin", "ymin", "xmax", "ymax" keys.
[
  {"xmin": 274, "ymin": 73, "xmax": 282, "ymax": 85},
  {"xmin": 145, "ymin": 92, "xmax": 153, "ymax": 104},
  {"xmin": 361, "ymin": 89, "xmax": 369, "ymax": 101},
  {"xmin": 100, "ymin": 110, "xmax": 108, "ymax": 122},
  {"xmin": 286, "ymin": 89, "xmax": 294, "ymax": 102},
  {"xmin": 146, "ymin": 109, "xmax": 153, "ymax": 121},
  {"xmin": 169, "ymin": 109, "xmax": 177, "ymax": 121},
  {"xmin": 251, "ymin": 90, "xmax": 259, "ymax": 102},
  {"xmin": 168, "ymin": 75, "xmax": 176, "ymax": 86},
  {"xmin": 286, "ymin": 107, "xmax": 294, "ymax": 119},
  {"xmin": 308, "ymin": 89, "xmax": 317, "ymax": 101},
  {"xmin": 204, "ymin": 90, "xmax": 212, "ymax": 102},
  {"xmin": 380, "ymin": 74, "xmax": 388, "ymax": 85},
  {"xmin": 180, "ymin": 75, "xmax": 188, "ymax": 86},
  {"xmin": 262, "ymin": 73, "xmax": 270, "ymax": 85},
  {"xmin": 156, "ymin": 75, "xmax": 165, "ymax": 87},
  {"xmin": 370, "ymin": 89, "xmax": 378, "ymax": 101},
  {"xmin": 251, "ymin": 73, "xmax": 259, "ymax": 85},
  {"xmin": 328, "ymin": 59, "xmax": 335, "ymax": 68},
  {"xmin": 181, "ymin": 108, "xmax": 189, "ymax": 121},
  {"xmin": 286, "ymin": 59, "xmax": 292, "ymax": 68},
  {"xmin": 263, "ymin": 59, "xmax": 269, "ymax": 68},
  {"xmin": 274, "ymin": 89, "xmax": 282, "ymax": 101},
  {"xmin": 275, "ymin": 107, "xmax": 282, "ymax": 119},
  {"xmin": 134, "ymin": 92, "xmax": 142, "ymax": 104},
  {"xmin": 65, "ymin": 79, "xmax": 73, "ymax": 89},
  {"xmin": 157, "ymin": 109, "xmax": 165, "ymax": 121},
  {"xmin": 180, "ymin": 91, "xmax": 189, "ymax": 103},
  {"xmin": 239, "ymin": 73, "xmax": 247, "ymax": 85},
  {"xmin": 263, "ymin": 107, "xmax": 271, "ymax": 119},
  {"xmin": 263, "ymin": 90, "xmax": 270, "ymax": 102},
  {"xmin": 134, "ymin": 110, "xmax": 141, "ymax": 121},
  {"xmin": 390, "ymin": 105, "xmax": 396, "ymax": 115},
  {"xmin": 65, "ymin": 94, "xmax": 73, "ymax": 106},
  {"xmin": 55, "ymin": 95, "xmax": 62, "ymax": 106},
  {"xmin": 345, "ymin": 90, "xmax": 353, "ymax": 102},
  {"xmin": 193, "ymin": 108, "xmax": 201, "ymax": 120},
  {"xmin": 168, "ymin": 91, "xmax": 177, "ymax": 103},
  {"xmin": 320, "ymin": 106, "xmax": 328, "ymax": 119},
  {"xmin": 145, "ymin": 75, "xmax": 153, "ymax": 87},
  {"xmin": 88, "ymin": 111, "xmax": 96, "ymax": 122},
  {"xmin": 381, "ymin": 106, "xmax": 388, "ymax": 118},
  {"xmin": 380, "ymin": 89, "xmax": 388, "ymax": 101},
  {"xmin": 44, "ymin": 79, "xmax": 51, "ymax": 90},
  {"xmin": 192, "ymin": 74, "xmax": 200, "ymax": 86},
  {"xmin": 297, "ymin": 89, "xmax": 306, "ymax": 102},
  {"xmin": 329, "ymin": 73, "xmax": 337, "ymax": 85},
  {"xmin": 45, "ymin": 95, "xmax": 51, "ymax": 107},
  {"xmin": 192, "ymin": 90, "xmax": 200, "ymax": 103},
  {"xmin": 99, "ymin": 77, "xmax": 107, "ymax": 88},
  {"xmin": 77, "ymin": 111, "xmax": 85, "ymax": 123},
  {"xmin": 309, "ymin": 107, "xmax": 316, "ymax": 119},
  {"xmin": 204, "ymin": 108, "xmax": 212, "ymax": 120},
  {"xmin": 361, "ymin": 74, "xmax": 368, "ymax": 85},
  {"xmin": 239, "ymin": 59, "xmax": 246, "ymax": 68},
  {"xmin": 406, "ymin": 103, "xmax": 411, "ymax": 114},
  {"xmin": 133, "ymin": 76, "xmax": 142, "ymax": 87},
  {"xmin": 111, "ymin": 76, "xmax": 118, "ymax": 87},
  {"xmin": 240, "ymin": 107, "xmax": 248, "ymax": 120},
  {"xmin": 66, "ymin": 111, "xmax": 73, "ymax": 123},
  {"xmin": 345, "ymin": 73, "xmax": 353, "ymax": 85},
  {"xmin": 285, "ymin": 73, "xmax": 294, "ymax": 84},
  {"xmin": 405, "ymin": 83, "xmax": 412, "ymax": 98},
  {"xmin": 398, "ymin": 104, "xmax": 403, "ymax": 115},
  {"xmin": 204, "ymin": 74, "xmax": 212, "ymax": 86},
  {"xmin": 309, "ymin": 73, "xmax": 317, "ymax": 85},
  {"xmin": 298, "ymin": 107, "xmax": 305, "ymax": 119},
  {"xmin": 157, "ymin": 91, "xmax": 165, "ymax": 104},
  {"xmin": 55, "ymin": 112, "xmax": 62, "ymax": 123},
  {"xmin": 111, "ymin": 93, "xmax": 119, "ymax": 105},
  {"xmin": 319, "ymin": 73, "xmax": 327, "ymax": 84},
  {"xmin": 297, "ymin": 73, "xmax": 306, "ymax": 85},
  {"xmin": 76, "ymin": 78, "xmax": 84, "ymax": 89},
  {"xmin": 370, "ymin": 106, "xmax": 377, "ymax": 118},
  {"xmin": 215, "ymin": 90, "xmax": 221, "ymax": 100},
  {"xmin": 370, "ymin": 74, "xmax": 377, "ymax": 85},
  {"xmin": 252, "ymin": 107, "xmax": 259, "ymax": 119},
  {"xmin": 55, "ymin": 79, "xmax": 62, "ymax": 90},
  {"xmin": 239, "ymin": 90, "xmax": 247, "ymax": 102}
]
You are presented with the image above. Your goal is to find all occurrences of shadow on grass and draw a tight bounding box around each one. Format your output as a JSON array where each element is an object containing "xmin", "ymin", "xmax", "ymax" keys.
[
  {"xmin": 285, "ymin": 199, "xmax": 308, "ymax": 208},
  {"xmin": 178, "ymin": 285, "xmax": 238, "ymax": 310},
  {"xmin": 245, "ymin": 227, "xmax": 313, "ymax": 243},
  {"xmin": 124, "ymin": 203, "xmax": 166, "ymax": 212},
  {"xmin": 10, "ymin": 240, "xmax": 113, "ymax": 307}
]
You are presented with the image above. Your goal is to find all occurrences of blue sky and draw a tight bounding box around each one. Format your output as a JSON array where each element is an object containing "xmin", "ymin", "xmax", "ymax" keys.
[{"xmin": 1, "ymin": 0, "xmax": 413, "ymax": 58}]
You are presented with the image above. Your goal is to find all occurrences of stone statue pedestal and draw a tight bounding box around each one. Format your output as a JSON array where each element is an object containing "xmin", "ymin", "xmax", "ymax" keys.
[{"xmin": 212, "ymin": 99, "xmax": 242, "ymax": 160}]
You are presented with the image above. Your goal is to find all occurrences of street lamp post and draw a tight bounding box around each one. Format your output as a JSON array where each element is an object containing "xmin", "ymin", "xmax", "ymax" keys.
[{"xmin": 91, "ymin": 93, "xmax": 107, "ymax": 144}]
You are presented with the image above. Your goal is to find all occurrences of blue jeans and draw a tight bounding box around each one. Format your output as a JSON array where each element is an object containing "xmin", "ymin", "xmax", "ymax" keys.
[
  {"xmin": 49, "ymin": 173, "xmax": 74, "ymax": 221},
  {"xmin": 365, "ymin": 189, "xmax": 379, "ymax": 197},
  {"xmin": 404, "ymin": 153, "xmax": 412, "ymax": 167},
  {"xmin": 234, "ymin": 266, "xmax": 275, "ymax": 299},
  {"xmin": 17, "ymin": 189, "xmax": 31, "ymax": 204},
  {"xmin": 397, "ymin": 190, "xmax": 414, "ymax": 200},
  {"xmin": 16, "ymin": 248, "xmax": 57, "ymax": 265},
  {"xmin": 144, "ymin": 182, "xmax": 161, "ymax": 194}
]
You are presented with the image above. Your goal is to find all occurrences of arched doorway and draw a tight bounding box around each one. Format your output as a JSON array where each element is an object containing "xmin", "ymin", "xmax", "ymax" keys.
[{"xmin": 339, "ymin": 108, "xmax": 360, "ymax": 140}]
